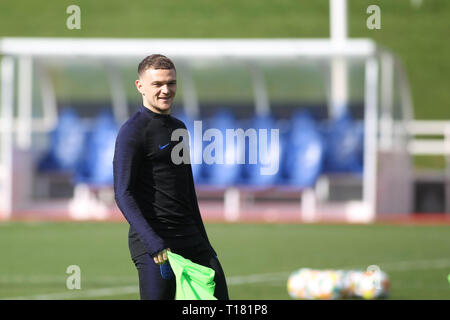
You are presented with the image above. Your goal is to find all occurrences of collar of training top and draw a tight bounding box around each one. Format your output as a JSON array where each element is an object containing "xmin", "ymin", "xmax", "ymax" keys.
[{"xmin": 140, "ymin": 105, "xmax": 173, "ymax": 125}]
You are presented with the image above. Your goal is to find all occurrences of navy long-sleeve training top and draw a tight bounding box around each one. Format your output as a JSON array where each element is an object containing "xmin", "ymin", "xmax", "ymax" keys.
[{"xmin": 113, "ymin": 105, "xmax": 213, "ymax": 258}]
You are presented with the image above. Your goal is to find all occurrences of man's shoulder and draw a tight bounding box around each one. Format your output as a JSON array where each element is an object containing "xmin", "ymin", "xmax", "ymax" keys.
[
  {"xmin": 170, "ymin": 115, "xmax": 187, "ymax": 129},
  {"xmin": 119, "ymin": 109, "xmax": 152, "ymax": 135}
]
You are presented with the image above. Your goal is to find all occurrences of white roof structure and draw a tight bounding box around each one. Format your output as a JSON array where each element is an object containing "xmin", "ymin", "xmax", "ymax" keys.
[{"xmin": 0, "ymin": 37, "xmax": 377, "ymax": 58}]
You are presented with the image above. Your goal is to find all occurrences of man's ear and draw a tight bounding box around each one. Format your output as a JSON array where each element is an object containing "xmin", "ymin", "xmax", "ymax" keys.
[{"xmin": 135, "ymin": 79, "xmax": 144, "ymax": 95}]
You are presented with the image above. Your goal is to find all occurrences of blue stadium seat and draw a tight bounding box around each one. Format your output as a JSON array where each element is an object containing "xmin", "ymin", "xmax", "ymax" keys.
[
  {"xmin": 241, "ymin": 114, "xmax": 283, "ymax": 187},
  {"xmin": 75, "ymin": 109, "xmax": 119, "ymax": 186},
  {"xmin": 202, "ymin": 109, "xmax": 241, "ymax": 187},
  {"xmin": 321, "ymin": 112, "xmax": 364, "ymax": 174},
  {"xmin": 38, "ymin": 107, "xmax": 86, "ymax": 173},
  {"xmin": 282, "ymin": 111, "xmax": 324, "ymax": 188}
]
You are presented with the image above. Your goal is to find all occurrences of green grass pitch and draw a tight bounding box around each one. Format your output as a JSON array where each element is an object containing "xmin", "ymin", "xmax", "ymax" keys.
[{"xmin": 0, "ymin": 221, "xmax": 449, "ymax": 300}]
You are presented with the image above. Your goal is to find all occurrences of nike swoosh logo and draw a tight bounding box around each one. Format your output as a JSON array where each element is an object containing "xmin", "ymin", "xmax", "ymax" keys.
[{"xmin": 159, "ymin": 143, "xmax": 170, "ymax": 150}]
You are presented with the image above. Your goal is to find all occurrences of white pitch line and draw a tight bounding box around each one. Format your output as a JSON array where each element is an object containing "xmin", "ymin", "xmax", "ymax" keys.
[
  {"xmin": 2, "ymin": 258, "xmax": 450, "ymax": 300},
  {"xmin": 0, "ymin": 275, "xmax": 136, "ymax": 284},
  {"xmin": 3, "ymin": 286, "xmax": 139, "ymax": 300}
]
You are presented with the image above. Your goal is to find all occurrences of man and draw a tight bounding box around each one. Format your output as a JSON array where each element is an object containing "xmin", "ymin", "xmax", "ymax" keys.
[{"xmin": 113, "ymin": 54, "xmax": 229, "ymax": 300}]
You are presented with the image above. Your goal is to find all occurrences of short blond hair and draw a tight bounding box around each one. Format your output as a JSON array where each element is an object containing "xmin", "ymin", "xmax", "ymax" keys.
[{"xmin": 138, "ymin": 54, "xmax": 176, "ymax": 76}]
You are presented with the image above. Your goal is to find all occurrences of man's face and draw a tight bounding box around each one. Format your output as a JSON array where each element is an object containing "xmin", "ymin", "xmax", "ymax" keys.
[{"xmin": 136, "ymin": 68, "xmax": 177, "ymax": 114}]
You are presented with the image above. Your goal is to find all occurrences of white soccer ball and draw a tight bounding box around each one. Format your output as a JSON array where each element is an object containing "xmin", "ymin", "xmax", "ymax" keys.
[
  {"xmin": 287, "ymin": 268, "xmax": 308, "ymax": 299},
  {"xmin": 287, "ymin": 268, "xmax": 344, "ymax": 300},
  {"xmin": 352, "ymin": 268, "xmax": 390, "ymax": 299}
]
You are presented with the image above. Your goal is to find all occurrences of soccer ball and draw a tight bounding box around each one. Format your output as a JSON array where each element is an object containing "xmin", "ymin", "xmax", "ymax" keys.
[
  {"xmin": 352, "ymin": 268, "xmax": 390, "ymax": 299},
  {"xmin": 287, "ymin": 268, "xmax": 344, "ymax": 300},
  {"xmin": 287, "ymin": 269, "xmax": 308, "ymax": 299}
]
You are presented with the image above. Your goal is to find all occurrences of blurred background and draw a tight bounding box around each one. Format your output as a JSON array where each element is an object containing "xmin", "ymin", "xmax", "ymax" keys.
[{"xmin": 0, "ymin": 0, "xmax": 449, "ymax": 300}]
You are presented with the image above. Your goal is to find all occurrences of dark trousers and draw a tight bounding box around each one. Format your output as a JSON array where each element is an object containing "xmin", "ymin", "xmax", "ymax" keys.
[{"xmin": 131, "ymin": 240, "xmax": 229, "ymax": 300}]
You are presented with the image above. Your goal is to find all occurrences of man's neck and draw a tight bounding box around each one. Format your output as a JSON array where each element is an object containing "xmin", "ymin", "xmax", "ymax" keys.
[{"xmin": 143, "ymin": 102, "xmax": 170, "ymax": 115}]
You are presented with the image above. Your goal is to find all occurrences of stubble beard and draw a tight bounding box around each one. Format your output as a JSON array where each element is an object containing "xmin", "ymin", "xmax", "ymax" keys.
[{"xmin": 144, "ymin": 96, "xmax": 172, "ymax": 114}]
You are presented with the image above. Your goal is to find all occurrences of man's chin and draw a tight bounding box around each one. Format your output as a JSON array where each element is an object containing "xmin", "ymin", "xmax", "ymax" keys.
[{"xmin": 155, "ymin": 104, "xmax": 172, "ymax": 114}]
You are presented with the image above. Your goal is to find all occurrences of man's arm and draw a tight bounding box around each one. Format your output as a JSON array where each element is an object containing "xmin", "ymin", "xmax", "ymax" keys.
[{"xmin": 113, "ymin": 126, "xmax": 166, "ymax": 258}]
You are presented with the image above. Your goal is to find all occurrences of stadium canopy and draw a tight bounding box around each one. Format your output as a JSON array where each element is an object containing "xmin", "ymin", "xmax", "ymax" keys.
[{"xmin": 0, "ymin": 37, "xmax": 376, "ymax": 58}]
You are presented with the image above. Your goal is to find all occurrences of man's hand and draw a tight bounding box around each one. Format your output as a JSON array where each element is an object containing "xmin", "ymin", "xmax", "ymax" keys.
[{"xmin": 153, "ymin": 248, "xmax": 170, "ymax": 265}]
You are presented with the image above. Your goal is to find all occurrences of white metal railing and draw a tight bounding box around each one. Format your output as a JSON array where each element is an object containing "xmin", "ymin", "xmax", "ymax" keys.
[{"xmin": 406, "ymin": 120, "xmax": 450, "ymax": 155}]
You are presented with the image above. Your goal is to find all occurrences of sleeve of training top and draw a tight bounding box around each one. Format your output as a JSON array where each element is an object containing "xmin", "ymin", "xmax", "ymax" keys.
[{"xmin": 113, "ymin": 125, "xmax": 165, "ymax": 257}]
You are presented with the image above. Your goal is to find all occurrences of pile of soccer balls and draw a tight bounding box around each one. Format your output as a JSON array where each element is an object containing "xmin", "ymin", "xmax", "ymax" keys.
[{"xmin": 287, "ymin": 266, "xmax": 390, "ymax": 300}]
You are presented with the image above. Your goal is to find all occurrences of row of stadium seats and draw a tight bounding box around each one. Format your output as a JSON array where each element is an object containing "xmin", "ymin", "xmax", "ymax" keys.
[
  {"xmin": 38, "ymin": 108, "xmax": 118, "ymax": 187},
  {"xmin": 176, "ymin": 109, "xmax": 363, "ymax": 188},
  {"xmin": 38, "ymin": 107, "xmax": 364, "ymax": 189}
]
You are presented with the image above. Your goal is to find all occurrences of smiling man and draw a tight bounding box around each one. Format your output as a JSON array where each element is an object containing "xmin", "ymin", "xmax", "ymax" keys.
[{"xmin": 113, "ymin": 54, "xmax": 229, "ymax": 300}]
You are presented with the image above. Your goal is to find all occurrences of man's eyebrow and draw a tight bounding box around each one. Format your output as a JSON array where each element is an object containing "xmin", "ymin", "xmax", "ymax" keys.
[{"xmin": 151, "ymin": 80, "xmax": 177, "ymax": 84}]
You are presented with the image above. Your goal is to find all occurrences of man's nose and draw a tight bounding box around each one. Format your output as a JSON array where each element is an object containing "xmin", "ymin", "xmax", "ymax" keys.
[{"xmin": 161, "ymin": 84, "xmax": 169, "ymax": 94}]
